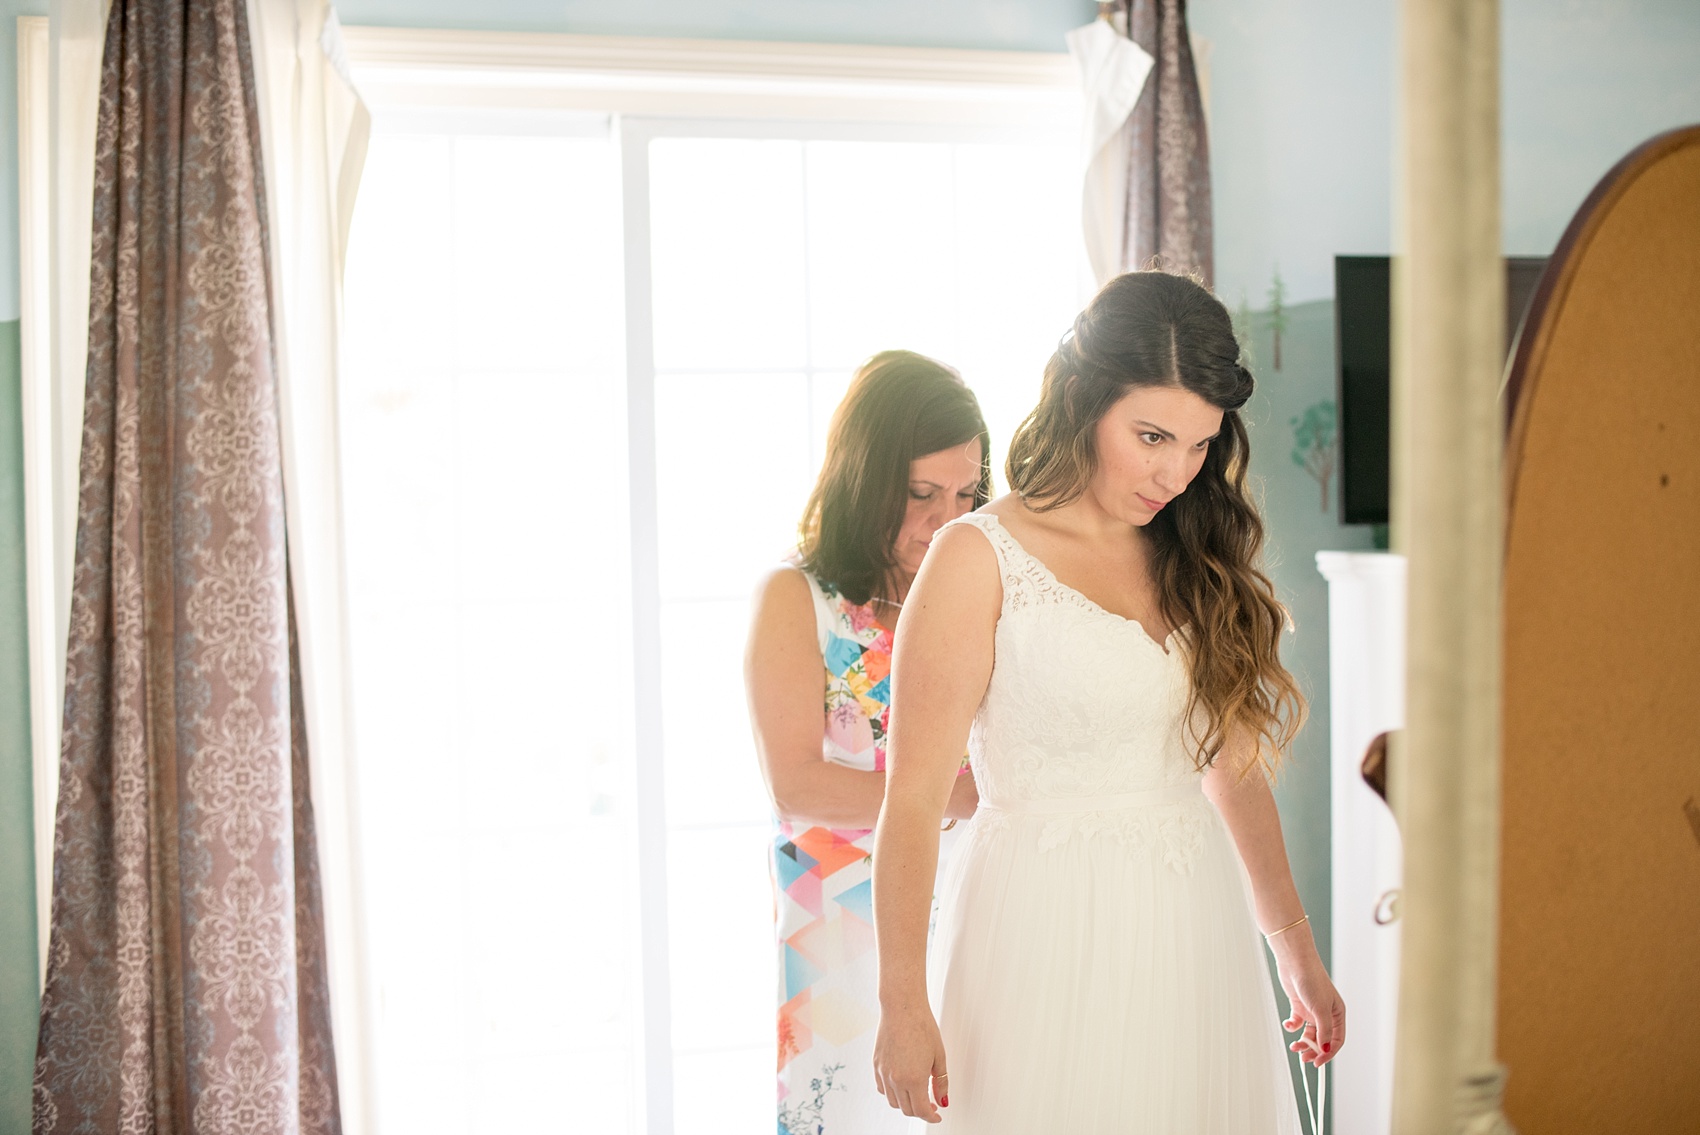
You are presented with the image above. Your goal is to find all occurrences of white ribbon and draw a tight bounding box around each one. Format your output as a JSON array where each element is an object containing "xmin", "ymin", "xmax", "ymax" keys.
[{"xmin": 1298, "ymin": 1052, "xmax": 1327, "ymax": 1135}]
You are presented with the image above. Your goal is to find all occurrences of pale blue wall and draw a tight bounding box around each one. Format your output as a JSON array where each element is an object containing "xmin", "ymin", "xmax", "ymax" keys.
[
  {"xmin": 1196, "ymin": 0, "xmax": 1700, "ymax": 305},
  {"xmin": 1193, "ymin": 0, "xmax": 1395, "ymax": 309},
  {"xmin": 336, "ymin": 0, "xmax": 1096, "ymax": 51},
  {"xmin": 0, "ymin": 315, "xmax": 34, "ymax": 1135},
  {"xmin": 1501, "ymin": 0, "xmax": 1700, "ymax": 256},
  {"xmin": 0, "ymin": 3, "xmax": 49, "ymax": 322}
]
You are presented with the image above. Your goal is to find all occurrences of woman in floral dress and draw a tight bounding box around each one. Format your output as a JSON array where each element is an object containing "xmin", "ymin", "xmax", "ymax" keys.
[{"xmin": 746, "ymin": 351, "xmax": 987, "ymax": 1134}]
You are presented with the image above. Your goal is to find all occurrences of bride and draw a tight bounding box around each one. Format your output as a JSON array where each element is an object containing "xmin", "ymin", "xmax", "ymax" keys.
[{"xmin": 871, "ymin": 271, "xmax": 1344, "ymax": 1131}]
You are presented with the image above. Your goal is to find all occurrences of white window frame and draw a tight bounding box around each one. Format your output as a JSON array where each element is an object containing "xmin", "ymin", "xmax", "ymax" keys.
[
  {"xmin": 19, "ymin": 22, "xmax": 1078, "ymax": 1134},
  {"xmin": 17, "ymin": 13, "xmax": 52, "ymax": 980}
]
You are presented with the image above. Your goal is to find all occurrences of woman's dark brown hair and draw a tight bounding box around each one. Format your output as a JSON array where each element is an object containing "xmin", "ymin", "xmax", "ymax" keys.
[
  {"xmin": 1006, "ymin": 271, "xmax": 1305, "ymax": 777},
  {"xmin": 798, "ymin": 350, "xmax": 991, "ymax": 605}
]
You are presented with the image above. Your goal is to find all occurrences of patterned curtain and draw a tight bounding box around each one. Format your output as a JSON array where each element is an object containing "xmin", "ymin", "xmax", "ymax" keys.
[
  {"xmin": 1120, "ymin": 0, "xmax": 1214, "ymax": 285},
  {"xmin": 32, "ymin": 0, "xmax": 341, "ymax": 1131}
]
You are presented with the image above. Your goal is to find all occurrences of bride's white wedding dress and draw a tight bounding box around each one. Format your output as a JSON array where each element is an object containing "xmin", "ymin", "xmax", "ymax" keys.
[{"xmin": 929, "ymin": 513, "xmax": 1302, "ymax": 1133}]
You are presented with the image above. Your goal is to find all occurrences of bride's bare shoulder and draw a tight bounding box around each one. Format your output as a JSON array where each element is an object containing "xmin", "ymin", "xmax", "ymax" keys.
[
  {"xmin": 925, "ymin": 517, "xmax": 996, "ymax": 568},
  {"xmin": 914, "ymin": 510, "xmax": 1002, "ymax": 602}
]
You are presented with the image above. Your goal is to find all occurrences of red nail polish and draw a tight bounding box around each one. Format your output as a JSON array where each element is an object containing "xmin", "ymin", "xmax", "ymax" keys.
[
  {"xmin": 1322, "ymin": 1043, "xmax": 1331, "ymax": 1053},
  {"xmin": 940, "ymin": 1096, "xmax": 949, "ymax": 1107}
]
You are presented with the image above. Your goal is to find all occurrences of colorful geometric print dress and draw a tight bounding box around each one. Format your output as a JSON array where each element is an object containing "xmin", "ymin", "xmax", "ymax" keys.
[{"xmin": 771, "ymin": 570, "xmax": 957, "ymax": 1135}]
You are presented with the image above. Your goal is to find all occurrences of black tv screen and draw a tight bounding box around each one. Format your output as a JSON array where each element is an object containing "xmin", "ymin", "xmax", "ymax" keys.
[
  {"xmin": 1335, "ymin": 257, "xmax": 1392, "ymax": 526},
  {"xmin": 1333, "ymin": 255, "xmax": 1547, "ymax": 526}
]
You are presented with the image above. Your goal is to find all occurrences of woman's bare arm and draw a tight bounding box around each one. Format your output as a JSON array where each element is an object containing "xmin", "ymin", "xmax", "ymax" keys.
[
  {"xmin": 1203, "ymin": 749, "xmax": 1347, "ymax": 1066},
  {"xmin": 871, "ymin": 525, "xmax": 1000, "ymax": 1122},
  {"xmin": 745, "ymin": 566, "xmax": 976, "ymax": 829}
]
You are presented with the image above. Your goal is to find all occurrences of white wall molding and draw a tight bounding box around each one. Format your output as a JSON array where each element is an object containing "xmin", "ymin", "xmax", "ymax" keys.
[
  {"xmin": 341, "ymin": 26, "xmax": 1078, "ymax": 127},
  {"xmin": 340, "ymin": 26, "xmax": 1075, "ymax": 88}
]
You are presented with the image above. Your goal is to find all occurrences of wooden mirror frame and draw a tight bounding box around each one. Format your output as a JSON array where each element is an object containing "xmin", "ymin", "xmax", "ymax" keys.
[{"xmin": 1498, "ymin": 124, "xmax": 1700, "ymax": 1133}]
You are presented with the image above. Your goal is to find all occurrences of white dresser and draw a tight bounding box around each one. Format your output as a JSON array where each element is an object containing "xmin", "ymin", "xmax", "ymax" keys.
[{"xmin": 1315, "ymin": 551, "xmax": 1406, "ymax": 1135}]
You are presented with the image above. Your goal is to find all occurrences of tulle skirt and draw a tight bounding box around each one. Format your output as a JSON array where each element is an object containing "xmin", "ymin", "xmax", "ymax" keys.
[{"xmin": 930, "ymin": 791, "xmax": 1302, "ymax": 1134}]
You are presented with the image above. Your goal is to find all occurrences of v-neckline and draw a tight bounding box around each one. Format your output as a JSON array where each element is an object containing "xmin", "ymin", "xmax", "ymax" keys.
[{"xmin": 978, "ymin": 513, "xmax": 1178, "ymax": 656}]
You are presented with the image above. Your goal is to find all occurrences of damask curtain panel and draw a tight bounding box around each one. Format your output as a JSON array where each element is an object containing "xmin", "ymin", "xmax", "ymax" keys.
[
  {"xmin": 32, "ymin": 0, "xmax": 342, "ymax": 1130},
  {"xmin": 1120, "ymin": 0, "xmax": 1214, "ymax": 285},
  {"xmin": 1065, "ymin": 0, "xmax": 1213, "ymax": 286},
  {"xmin": 1066, "ymin": 13, "xmax": 1154, "ymax": 286}
]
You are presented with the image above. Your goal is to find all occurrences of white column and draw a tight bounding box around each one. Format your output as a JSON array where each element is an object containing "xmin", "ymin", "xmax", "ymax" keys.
[{"xmin": 1389, "ymin": 0, "xmax": 1512, "ymax": 1132}]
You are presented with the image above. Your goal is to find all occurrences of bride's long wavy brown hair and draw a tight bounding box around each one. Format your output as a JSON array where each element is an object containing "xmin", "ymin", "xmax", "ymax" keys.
[{"xmin": 1006, "ymin": 271, "xmax": 1305, "ymax": 777}]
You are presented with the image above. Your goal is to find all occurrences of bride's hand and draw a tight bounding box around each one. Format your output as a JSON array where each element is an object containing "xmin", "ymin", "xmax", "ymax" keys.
[
  {"xmin": 873, "ymin": 1003, "xmax": 949, "ymax": 1123},
  {"xmin": 1275, "ymin": 949, "xmax": 1346, "ymax": 1068}
]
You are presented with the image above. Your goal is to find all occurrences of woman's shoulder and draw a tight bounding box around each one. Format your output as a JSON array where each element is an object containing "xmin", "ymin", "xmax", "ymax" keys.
[
  {"xmin": 751, "ymin": 562, "xmax": 821, "ymax": 621},
  {"xmin": 756, "ymin": 558, "xmax": 808, "ymax": 586},
  {"xmin": 749, "ymin": 563, "xmax": 841, "ymax": 666},
  {"xmin": 932, "ymin": 497, "xmax": 1031, "ymax": 562},
  {"xmin": 971, "ymin": 494, "xmax": 1097, "ymax": 570},
  {"xmin": 933, "ymin": 495, "xmax": 1018, "ymax": 539},
  {"xmin": 920, "ymin": 509, "xmax": 1005, "ymax": 591},
  {"xmin": 906, "ymin": 514, "xmax": 1004, "ymax": 633}
]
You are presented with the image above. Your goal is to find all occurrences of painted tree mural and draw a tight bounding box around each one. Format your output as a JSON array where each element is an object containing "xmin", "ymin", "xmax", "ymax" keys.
[
  {"xmin": 1291, "ymin": 400, "xmax": 1337, "ymax": 512},
  {"xmin": 1232, "ymin": 293, "xmax": 1256, "ymax": 369},
  {"xmin": 1267, "ymin": 266, "xmax": 1288, "ymax": 370}
]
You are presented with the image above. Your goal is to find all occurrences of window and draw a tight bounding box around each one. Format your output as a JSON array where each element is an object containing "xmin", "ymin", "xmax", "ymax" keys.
[
  {"xmin": 19, "ymin": 27, "xmax": 1085, "ymax": 1135},
  {"xmin": 4, "ymin": 21, "xmax": 1334, "ymax": 1135},
  {"xmin": 341, "ymin": 119, "xmax": 640, "ymax": 1133},
  {"xmin": 641, "ymin": 131, "xmax": 1080, "ymax": 1132}
]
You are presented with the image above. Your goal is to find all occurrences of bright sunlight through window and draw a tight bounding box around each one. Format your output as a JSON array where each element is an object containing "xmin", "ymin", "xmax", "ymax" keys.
[{"xmin": 343, "ymin": 111, "xmax": 1082, "ymax": 1135}]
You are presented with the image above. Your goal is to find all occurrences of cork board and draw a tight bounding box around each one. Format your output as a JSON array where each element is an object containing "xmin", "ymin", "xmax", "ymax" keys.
[{"xmin": 1499, "ymin": 125, "xmax": 1700, "ymax": 1131}]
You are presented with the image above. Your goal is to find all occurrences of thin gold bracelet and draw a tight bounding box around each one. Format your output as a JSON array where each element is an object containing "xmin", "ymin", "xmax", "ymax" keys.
[
  {"xmin": 941, "ymin": 819, "xmax": 957, "ymax": 832},
  {"xmin": 1264, "ymin": 913, "xmax": 1309, "ymax": 941}
]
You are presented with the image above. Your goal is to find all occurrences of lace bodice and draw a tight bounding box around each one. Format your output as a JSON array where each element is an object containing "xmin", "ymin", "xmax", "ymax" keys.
[
  {"xmin": 946, "ymin": 512, "xmax": 1204, "ymax": 807},
  {"xmin": 927, "ymin": 515, "xmax": 1301, "ymax": 1132}
]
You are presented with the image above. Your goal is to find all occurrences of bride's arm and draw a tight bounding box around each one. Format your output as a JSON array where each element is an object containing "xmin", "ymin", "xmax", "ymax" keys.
[
  {"xmin": 1203, "ymin": 748, "xmax": 1347, "ymax": 1067},
  {"xmin": 872, "ymin": 524, "xmax": 999, "ymax": 1123}
]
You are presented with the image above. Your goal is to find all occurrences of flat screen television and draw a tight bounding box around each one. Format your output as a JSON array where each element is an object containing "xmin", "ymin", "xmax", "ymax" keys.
[{"xmin": 1333, "ymin": 255, "xmax": 1548, "ymax": 526}]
